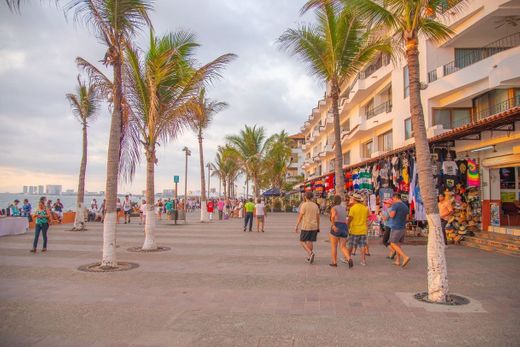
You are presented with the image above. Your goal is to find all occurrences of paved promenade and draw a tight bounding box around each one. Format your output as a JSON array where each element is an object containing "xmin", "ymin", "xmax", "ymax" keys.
[{"xmin": 0, "ymin": 212, "xmax": 519, "ymax": 346}]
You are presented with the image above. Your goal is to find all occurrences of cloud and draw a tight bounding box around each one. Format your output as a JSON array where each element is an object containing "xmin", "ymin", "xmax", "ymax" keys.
[{"xmin": 0, "ymin": 0, "xmax": 322, "ymax": 194}]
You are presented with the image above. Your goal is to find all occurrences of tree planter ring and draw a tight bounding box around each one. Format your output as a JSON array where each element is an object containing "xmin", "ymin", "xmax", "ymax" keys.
[
  {"xmin": 126, "ymin": 246, "xmax": 171, "ymax": 253},
  {"xmin": 414, "ymin": 292, "xmax": 470, "ymax": 306},
  {"xmin": 77, "ymin": 262, "xmax": 139, "ymax": 272}
]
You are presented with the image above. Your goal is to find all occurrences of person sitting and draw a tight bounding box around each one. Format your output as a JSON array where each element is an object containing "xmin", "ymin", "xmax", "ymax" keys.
[{"xmin": 9, "ymin": 200, "xmax": 22, "ymax": 217}]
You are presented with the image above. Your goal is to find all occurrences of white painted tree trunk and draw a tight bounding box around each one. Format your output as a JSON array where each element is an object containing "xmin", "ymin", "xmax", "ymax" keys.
[
  {"xmin": 142, "ymin": 205, "xmax": 157, "ymax": 250},
  {"xmin": 200, "ymin": 200, "xmax": 208, "ymax": 222},
  {"xmin": 73, "ymin": 202, "xmax": 85, "ymax": 230},
  {"xmin": 101, "ymin": 212, "xmax": 117, "ymax": 267},
  {"xmin": 426, "ymin": 213, "xmax": 449, "ymax": 301}
]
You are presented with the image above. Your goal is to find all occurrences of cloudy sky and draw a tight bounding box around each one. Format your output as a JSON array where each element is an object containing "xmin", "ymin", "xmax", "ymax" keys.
[{"xmin": 0, "ymin": 0, "xmax": 323, "ymax": 195}]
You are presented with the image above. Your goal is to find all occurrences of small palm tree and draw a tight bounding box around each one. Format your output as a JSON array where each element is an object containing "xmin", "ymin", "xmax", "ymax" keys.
[
  {"xmin": 226, "ymin": 125, "xmax": 269, "ymax": 198},
  {"xmin": 189, "ymin": 88, "xmax": 228, "ymax": 222},
  {"xmin": 66, "ymin": 0, "xmax": 152, "ymax": 268},
  {"xmin": 66, "ymin": 74, "xmax": 100, "ymax": 231},
  {"xmin": 124, "ymin": 32, "xmax": 236, "ymax": 249},
  {"xmin": 279, "ymin": 1, "xmax": 391, "ymax": 199},
  {"xmin": 346, "ymin": 0, "xmax": 464, "ymax": 303},
  {"xmin": 264, "ymin": 130, "xmax": 293, "ymax": 190}
]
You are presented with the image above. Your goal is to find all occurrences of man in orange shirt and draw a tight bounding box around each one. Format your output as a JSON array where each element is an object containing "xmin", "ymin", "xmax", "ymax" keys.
[{"xmin": 438, "ymin": 193, "xmax": 453, "ymax": 245}]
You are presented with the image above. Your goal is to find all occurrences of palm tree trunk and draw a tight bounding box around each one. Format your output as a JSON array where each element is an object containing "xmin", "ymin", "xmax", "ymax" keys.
[
  {"xmin": 198, "ymin": 130, "xmax": 208, "ymax": 222},
  {"xmin": 74, "ymin": 121, "xmax": 88, "ymax": 230},
  {"xmin": 331, "ymin": 79, "xmax": 345, "ymax": 199},
  {"xmin": 246, "ymin": 176, "xmax": 249, "ymax": 198},
  {"xmin": 407, "ymin": 38, "xmax": 448, "ymax": 302},
  {"xmin": 223, "ymin": 178, "xmax": 227, "ymax": 199},
  {"xmin": 101, "ymin": 56, "xmax": 122, "ymax": 268},
  {"xmin": 142, "ymin": 149, "xmax": 158, "ymax": 250},
  {"xmin": 253, "ymin": 174, "xmax": 259, "ymax": 198}
]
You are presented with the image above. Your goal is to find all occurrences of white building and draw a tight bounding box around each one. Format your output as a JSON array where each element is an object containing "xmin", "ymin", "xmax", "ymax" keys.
[
  {"xmin": 46, "ymin": 185, "xmax": 62, "ymax": 195},
  {"xmin": 299, "ymin": 0, "xmax": 520, "ymax": 234},
  {"xmin": 287, "ymin": 133, "xmax": 305, "ymax": 185}
]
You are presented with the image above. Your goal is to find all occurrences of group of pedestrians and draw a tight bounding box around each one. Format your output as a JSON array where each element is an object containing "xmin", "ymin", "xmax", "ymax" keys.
[{"xmin": 294, "ymin": 191, "xmax": 411, "ymax": 268}]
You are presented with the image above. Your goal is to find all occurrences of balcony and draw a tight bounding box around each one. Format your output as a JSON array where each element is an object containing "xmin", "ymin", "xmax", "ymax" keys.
[
  {"xmin": 341, "ymin": 54, "xmax": 391, "ymax": 99},
  {"xmin": 474, "ymin": 95, "xmax": 520, "ymax": 120},
  {"xmin": 428, "ymin": 32, "xmax": 520, "ymax": 82},
  {"xmin": 366, "ymin": 100, "xmax": 392, "ymax": 119},
  {"xmin": 323, "ymin": 145, "xmax": 333, "ymax": 154}
]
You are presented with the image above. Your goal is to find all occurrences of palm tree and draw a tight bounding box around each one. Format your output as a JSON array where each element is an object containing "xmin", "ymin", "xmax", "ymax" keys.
[
  {"xmin": 66, "ymin": 74, "xmax": 100, "ymax": 231},
  {"xmin": 342, "ymin": 0, "xmax": 463, "ymax": 303},
  {"xmin": 211, "ymin": 145, "xmax": 241, "ymax": 199},
  {"xmin": 279, "ymin": 1, "xmax": 391, "ymax": 199},
  {"xmin": 124, "ymin": 32, "xmax": 236, "ymax": 249},
  {"xmin": 189, "ymin": 88, "xmax": 228, "ymax": 222},
  {"xmin": 65, "ymin": 0, "xmax": 152, "ymax": 268},
  {"xmin": 264, "ymin": 130, "xmax": 293, "ymax": 190},
  {"xmin": 226, "ymin": 125, "xmax": 269, "ymax": 198}
]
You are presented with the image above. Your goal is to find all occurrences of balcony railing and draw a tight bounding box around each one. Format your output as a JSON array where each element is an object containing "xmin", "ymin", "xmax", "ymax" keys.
[
  {"xmin": 428, "ymin": 32, "xmax": 520, "ymax": 79},
  {"xmin": 366, "ymin": 100, "xmax": 392, "ymax": 119},
  {"xmin": 474, "ymin": 95, "xmax": 520, "ymax": 121},
  {"xmin": 342, "ymin": 54, "xmax": 391, "ymax": 97}
]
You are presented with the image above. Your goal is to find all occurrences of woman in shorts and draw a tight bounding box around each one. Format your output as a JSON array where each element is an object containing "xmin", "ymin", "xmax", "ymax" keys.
[{"xmin": 329, "ymin": 195, "xmax": 352, "ymax": 268}]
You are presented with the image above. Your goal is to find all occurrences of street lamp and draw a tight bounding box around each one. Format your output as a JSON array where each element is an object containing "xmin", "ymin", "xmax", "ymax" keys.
[
  {"xmin": 182, "ymin": 147, "xmax": 191, "ymax": 211},
  {"xmin": 206, "ymin": 163, "xmax": 212, "ymax": 199}
]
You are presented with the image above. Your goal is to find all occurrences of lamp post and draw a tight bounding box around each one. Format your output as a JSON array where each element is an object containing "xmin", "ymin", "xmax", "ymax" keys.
[
  {"xmin": 182, "ymin": 147, "xmax": 191, "ymax": 211},
  {"xmin": 206, "ymin": 163, "xmax": 211, "ymax": 199}
]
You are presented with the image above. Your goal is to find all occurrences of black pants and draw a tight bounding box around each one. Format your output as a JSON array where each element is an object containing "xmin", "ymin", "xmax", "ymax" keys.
[
  {"xmin": 33, "ymin": 223, "xmax": 49, "ymax": 249},
  {"xmin": 440, "ymin": 219, "xmax": 448, "ymax": 245},
  {"xmin": 244, "ymin": 212, "xmax": 253, "ymax": 231}
]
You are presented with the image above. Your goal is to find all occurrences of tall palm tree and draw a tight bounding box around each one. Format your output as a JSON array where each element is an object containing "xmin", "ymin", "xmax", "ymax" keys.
[
  {"xmin": 124, "ymin": 32, "xmax": 236, "ymax": 249},
  {"xmin": 226, "ymin": 125, "xmax": 269, "ymax": 198},
  {"xmin": 279, "ymin": 2, "xmax": 391, "ymax": 199},
  {"xmin": 66, "ymin": 74, "xmax": 100, "ymax": 231},
  {"xmin": 189, "ymin": 88, "xmax": 228, "ymax": 222},
  {"xmin": 211, "ymin": 145, "xmax": 241, "ymax": 199},
  {"xmin": 65, "ymin": 0, "xmax": 152, "ymax": 268},
  {"xmin": 342, "ymin": 0, "xmax": 463, "ymax": 303},
  {"xmin": 264, "ymin": 130, "xmax": 293, "ymax": 190}
]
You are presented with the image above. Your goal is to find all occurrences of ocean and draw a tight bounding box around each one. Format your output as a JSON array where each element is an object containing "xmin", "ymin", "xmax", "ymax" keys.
[{"xmin": 0, "ymin": 193, "xmax": 144, "ymax": 211}]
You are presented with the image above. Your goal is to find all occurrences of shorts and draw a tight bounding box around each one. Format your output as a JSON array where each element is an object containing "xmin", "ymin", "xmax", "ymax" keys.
[
  {"xmin": 300, "ymin": 230, "xmax": 318, "ymax": 242},
  {"xmin": 389, "ymin": 229, "xmax": 405, "ymax": 244},
  {"xmin": 124, "ymin": 210, "xmax": 131, "ymax": 215},
  {"xmin": 348, "ymin": 234, "xmax": 367, "ymax": 248},
  {"xmin": 257, "ymin": 215, "xmax": 264, "ymax": 221},
  {"xmin": 330, "ymin": 222, "xmax": 348, "ymax": 238}
]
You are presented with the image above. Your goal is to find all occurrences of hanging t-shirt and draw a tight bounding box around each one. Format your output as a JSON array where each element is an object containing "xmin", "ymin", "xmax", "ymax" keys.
[
  {"xmin": 456, "ymin": 160, "xmax": 468, "ymax": 184},
  {"xmin": 441, "ymin": 160, "xmax": 458, "ymax": 191},
  {"xmin": 467, "ymin": 159, "xmax": 480, "ymax": 187},
  {"xmin": 372, "ymin": 164, "xmax": 380, "ymax": 192},
  {"xmin": 359, "ymin": 168, "xmax": 372, "ymax": 190},
  {"xmin": 379, "ymin": 161, "xmax": 390, "ymax": 188},
  {"xmin": 379, "ymin": 188, "xmax": 394, "ymax": 205},
  {"xmin": 352, "ymin": 169, "xmax": 361, "ymax": 190},
  {"xmin": 391, "ymin": 157, "xmax": 400, "ymax": 188}
]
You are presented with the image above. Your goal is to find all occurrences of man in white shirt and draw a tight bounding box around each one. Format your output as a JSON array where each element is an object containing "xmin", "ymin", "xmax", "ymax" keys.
[
  {"xmin": 139, "ymin": 199, "xmax": 147, "ymax": 225},
  {"xmin": 122, "ymin": 195, "xmax": 132, "ymax": 224},
  {"xmin": 255, "ymin": 198, "xmax": 267, "ymax": 232}
]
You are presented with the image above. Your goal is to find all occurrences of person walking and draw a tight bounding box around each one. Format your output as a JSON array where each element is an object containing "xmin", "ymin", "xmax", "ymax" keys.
[
  {"xmin": 381, "ymin": 198, "xmax": 396, "ymax": 260},
  {"xmin": 31, "ymin": 199, "xmax": 51, "ymax": 253},
  {"xmin": 243, "ymin": 198, "xmax": 255, "ymax": 232},
  {"xmin": 22, "ymin": 199, "xmax": 32, "ymax": 223},
  {"xmin": 122, "ymin": 195, "xmax": 132, "ymax": 224},
  {"xmin": 388, "ymin": 194, "xmax": 411, "ymax": 268},
  {"xmin": 255, "ymin": 198, "xmax": 267, "ymax": 232},
  {"xmin": 329, "ymin": 195, "xmax": 352, "ymax": 268},
  {"xmin": 156, "ymin": 199, "xmax": 164, "ymax": 221},
  {"xmin": 438, "ymin": 192, "xmax": 453, "ymax": 245},
  {"xmin": 347, "ymin": 193, "xmax": 369, "ymax": 266},
  {"xmin": 139, "ymin": 199, "xmax": 147, "ymax": 225},
  {"xmin": 207, "ymin": 199, "xmax": 215, "ymax": 221},
  {"xmin": 165, "ymin": 199, "xmax": 174, "ymax": 220},
  {"xmin": 217, "ymin": 198, "xmax": 225, "ymax": 220},
  {"xmin": 294, "ymin": 191, "xmax": 320, "ymax": 264}
]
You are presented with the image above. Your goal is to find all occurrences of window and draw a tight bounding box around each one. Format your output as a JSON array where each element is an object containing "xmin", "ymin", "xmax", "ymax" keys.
[
  {"xmin": 432, "ymin": 108, "xmax": 471, "ymax": 129},
  {"xmin": 364, "ymin": 98, "xmax": 375, "ymax": 118},
  {"xmin": 342, "ymin": 118, "xmax": 350, "ymax": 132},
  {"xmin": 404, "ymin": 118, "xmax": 413, "ymax": 140},
  {"xmin": 343, "ymin": 151, "xmax": 351, "ymax": 166},
  {"xmin": 403, "ymin": 66, "xmax": 409, "ymax": 98},
  {"xmin": 361, "ymin": 140, "xmax": 373, "ymax": 158},
  {"xmin": 378, "ymin": 131, "xmax": 393, "ymax": 152}
]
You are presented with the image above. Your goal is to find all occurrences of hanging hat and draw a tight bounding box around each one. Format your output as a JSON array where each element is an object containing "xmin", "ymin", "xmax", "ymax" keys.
[{"xmin": 352, "ymin": 193, "xmax": 364, "ymax": 202}]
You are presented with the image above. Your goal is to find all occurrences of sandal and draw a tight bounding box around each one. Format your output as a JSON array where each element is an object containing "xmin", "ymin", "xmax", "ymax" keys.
[
  {"xmin": 329, "ymin": 263, "xmax": 337, "ymax": 267},
  {"xmin": 30, "ymin": 249, "xmax": 36, "ymax": 253},
  {"xmin": 348, "ymin": 259, "xmax": 353, "ymax": 269},
  {"xmin": 402, "ymin": 257, "xmax": 411, "ymax": 268}
]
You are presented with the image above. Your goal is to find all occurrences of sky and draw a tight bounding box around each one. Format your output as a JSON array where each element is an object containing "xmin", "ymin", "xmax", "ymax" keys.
[{"xmin": 0, "ymin": 0, "xmax": 323, "ymax": 195}]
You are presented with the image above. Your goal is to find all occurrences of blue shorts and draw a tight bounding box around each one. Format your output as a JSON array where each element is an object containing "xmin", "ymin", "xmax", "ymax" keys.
[{"xmin": 330, "ymin": 222, "xmax": 348, "ymax": 238}]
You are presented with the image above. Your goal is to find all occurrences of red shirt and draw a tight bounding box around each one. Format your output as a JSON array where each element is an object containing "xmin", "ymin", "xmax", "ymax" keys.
[{"xmin": 207, "ymin": 201, "xmax": 214, "ymax": 213}]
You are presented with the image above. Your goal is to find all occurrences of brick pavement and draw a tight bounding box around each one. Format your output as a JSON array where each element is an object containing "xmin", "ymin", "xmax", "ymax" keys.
[{"xmin": 0, "ymin": 212, "xmax": 519, "ymax": 346}]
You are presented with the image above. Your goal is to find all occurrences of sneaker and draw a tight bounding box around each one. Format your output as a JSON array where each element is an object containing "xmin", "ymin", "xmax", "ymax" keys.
[
  {"xmin": 340, "ymin": 258, "xmax": 348, "ymax": 264},
  {"xmin": 360, "ymin": 261, "xmax": 366, "ymax": 266},
  {"xmin": 348, "ymin": 259, "xmax": 354, "ymax": 268},
  {"xmin": 309, "ymin": 252, "xmax": 315, "ymax": 264},
  {"xmin": 41, "ymin": 248, "xmax": 47, "ymax": 252},
  {"xmin": 305, "ymin": 257, "xmax": 311, "ymax": 263},
  {"xmin": 30, "ymin": 249, "xmax": 36, "ymax": 253}
]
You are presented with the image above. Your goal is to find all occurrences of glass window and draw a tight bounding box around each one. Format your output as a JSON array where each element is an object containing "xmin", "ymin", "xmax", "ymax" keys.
[
  {"xmin": 378, "ymin": 131, "xmax": 393, "ymax": 152},
  {"xmin": 403, "ymin": 66, "xmax": 409, "ymax": 98},
  {"xmin": 343, "ymin": 151, "xmax": 351, "ymax": 166},
  {"xmin": 362, "ymin": 141, "xmax": 373, "ymax": 158},
  {"xmin": 365, "ymin": 98, "xmax": 375, "ymax": 118},
  {"xmin": 404, "ymin": 118, "xmax": 413, "ymax": 140},
  {"xmin": 342, "ymin": 118, "xmax": 350, "ymax": 132},
  {"xmin": 433, "ymin": 108, "xmax": 471, "ymax": 129}
]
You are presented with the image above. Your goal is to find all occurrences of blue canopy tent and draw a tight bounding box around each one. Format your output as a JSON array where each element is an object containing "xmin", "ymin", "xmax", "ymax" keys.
[{"xmin": 262, "ymin": 188, "xmax": 283, "ymax": 197}]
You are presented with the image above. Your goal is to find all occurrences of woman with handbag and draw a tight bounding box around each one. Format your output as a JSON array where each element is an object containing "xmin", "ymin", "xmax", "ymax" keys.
[{"xmin": 329, "ymin": 195, "xmax": 353, "ymax": 268}]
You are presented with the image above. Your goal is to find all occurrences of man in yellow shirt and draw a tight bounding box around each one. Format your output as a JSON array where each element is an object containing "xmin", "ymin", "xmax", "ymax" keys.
[
  {"xmin": 294, "ymin": 191, "xmax": 320, "ymax": 264},
  {"xmin": 243, "ymin": 198, "xmax": 255, "ymax": 232},
  {"xmin": 347, "ymin": 193, "xmax": 369, "ymax": 266}
]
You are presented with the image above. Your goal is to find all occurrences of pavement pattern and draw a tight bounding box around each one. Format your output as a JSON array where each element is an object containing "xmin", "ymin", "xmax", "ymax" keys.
[{"xmin": 0, "ymin": 212, "xmax": 519, "ymax": 347}]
